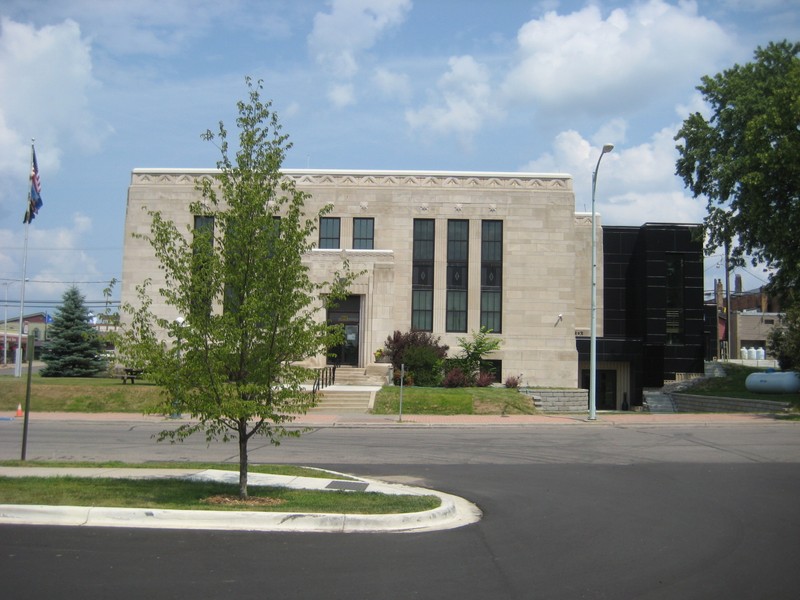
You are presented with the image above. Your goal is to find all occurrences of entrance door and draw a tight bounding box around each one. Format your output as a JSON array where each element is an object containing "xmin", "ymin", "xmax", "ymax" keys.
[
  {"xmin": 327, "ymin": 295, "xmax": 361, "ymax": 367},
  {"xmin": 581, "ymin": 369, "xmax": 618, "ymax": 410}
]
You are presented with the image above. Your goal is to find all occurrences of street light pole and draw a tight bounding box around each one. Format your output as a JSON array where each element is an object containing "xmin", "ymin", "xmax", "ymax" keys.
[
  {"xmin": 589, "ymin": 143, "xmax": 614, "ymax": 421},
  {"xmin": 3, "ymin": 282, "xmax": 10, "ymax": 365}
]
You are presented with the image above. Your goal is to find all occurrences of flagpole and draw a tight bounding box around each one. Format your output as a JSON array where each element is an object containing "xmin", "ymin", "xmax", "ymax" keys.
[{"xmin": 15, "ymin": 140, "xmax": 34, "ymax": 377}]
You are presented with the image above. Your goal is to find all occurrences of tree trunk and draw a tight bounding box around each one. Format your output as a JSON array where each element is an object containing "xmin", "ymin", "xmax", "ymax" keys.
[{"xmin": 238, "ymin": 420, "xmax": 249, "ymax": 499}]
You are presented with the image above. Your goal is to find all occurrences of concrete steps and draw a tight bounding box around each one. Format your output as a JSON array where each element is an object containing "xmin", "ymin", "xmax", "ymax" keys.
[
  {"xmin": 643, "ymin": 390, "xmax": 676, "ymax": 413},
  {"xmin": 309, "ymin": 367, "xmax": 383, "ymax": 413},
  {"xmin": 309, "ymin": 388, "xmax": 375, "ymax": 413}
]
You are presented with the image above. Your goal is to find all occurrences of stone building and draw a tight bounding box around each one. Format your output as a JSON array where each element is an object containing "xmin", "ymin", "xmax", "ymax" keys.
[
  {"xmin": 122, "ymin": 168, "xmax": 706, "ymax": 406},
  {"xmin": 123, "ymin": 169, "xmax": 594, "ymax": 390}
]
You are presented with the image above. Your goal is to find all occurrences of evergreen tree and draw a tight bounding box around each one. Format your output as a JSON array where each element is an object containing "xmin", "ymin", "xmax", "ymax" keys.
[{"xmin": 41, "ymin": 286, "xmax": 105, "ymax": 377}]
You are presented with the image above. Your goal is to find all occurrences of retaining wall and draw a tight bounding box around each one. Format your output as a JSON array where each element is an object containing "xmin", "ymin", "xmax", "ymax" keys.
[
  {"xmin": 520, "ymin": 388, "xmax": 588, "ymax": 412},
  {"xmin": 671, "ymin": 393, "xmax": 791, "ymax": 413}
]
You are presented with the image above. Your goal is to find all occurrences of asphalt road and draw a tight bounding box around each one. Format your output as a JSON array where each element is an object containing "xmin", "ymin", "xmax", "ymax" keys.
[{"xmin": 2, "ymin": 419, "xmax": 800, "ymax": 599}]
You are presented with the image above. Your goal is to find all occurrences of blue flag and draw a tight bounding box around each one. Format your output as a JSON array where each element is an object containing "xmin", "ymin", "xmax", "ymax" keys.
[{"xmin": 23, "ymin": 148, "xmax": 43, "ymax": 224}]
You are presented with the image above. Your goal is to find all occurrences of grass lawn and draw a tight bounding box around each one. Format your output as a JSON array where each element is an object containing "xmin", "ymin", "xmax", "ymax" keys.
[
  {"xmin": 0, "ymin": 460, "xmax": 349, "ymax": 479},
  {"xmin": 0, "ymin": 374, "xmax": 163, "ymax": 413},
  {"xmin": 372, "ymin": 386, "xmax": 533, "ymax": 415},
  {"xmin": 684, "ymin": 364, "xmax": 799, "ymax": 409},
  {"xmin": 0, "ymin": 477, "xmax": 439, "ymax": 514},
  {"xmin": 0, "ymin": 461, "xmax": 439, "ymax": 514}
]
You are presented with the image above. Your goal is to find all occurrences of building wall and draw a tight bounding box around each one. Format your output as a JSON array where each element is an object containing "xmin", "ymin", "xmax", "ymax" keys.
[
  {"xmin": 122, "ymin": 169, "xmax": 594, "ymax": 388},
  {"xmin": 732, "ymin": 311, "xmax": 781, "ymax": 357},
  {"xmin": 578, "ymin": 223, "xmax": 705, "ymax": 407}
]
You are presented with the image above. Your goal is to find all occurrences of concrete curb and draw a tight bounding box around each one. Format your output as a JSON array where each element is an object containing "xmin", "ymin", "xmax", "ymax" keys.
[{"xmin": 0, "ymin": 469, "xmax": 481, "ymax": 534}]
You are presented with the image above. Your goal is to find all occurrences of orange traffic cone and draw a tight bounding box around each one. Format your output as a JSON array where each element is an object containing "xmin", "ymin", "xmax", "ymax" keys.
[{"xmin": 16, "ymin": 403, "xmax": 22, "ymax": 417}]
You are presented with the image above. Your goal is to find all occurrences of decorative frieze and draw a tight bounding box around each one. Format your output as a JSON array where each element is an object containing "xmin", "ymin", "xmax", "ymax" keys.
[{"xmin": 131, "ymin": 169, "xmax": 573, "ymax": 191}]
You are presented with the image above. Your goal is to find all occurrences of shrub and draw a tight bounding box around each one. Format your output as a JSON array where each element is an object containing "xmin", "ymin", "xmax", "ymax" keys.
[
  {"xmin": 393, "ymin": 369, "xmax": 414, "ymax": 386},
  {"xmin": 475, "ymin": 371, "xmax": 495, "ymax": 387},
  {"xmin": 505, "ymin": 374, "xmax": 521, "ymax": 388},
  {"xmin": 455, "ymin": 327, "xmax": 501, "ymax": 381},
  {"xmin": 383, "ymin": 330, "xmax": 449, "ymax": 373},
  {"xmin": 442, "ymin": 367, "xmax": 470, "ymax": 388},
  {"xmin": 403, "ymin": 345, "xmax": 442, "ymax": 387}
]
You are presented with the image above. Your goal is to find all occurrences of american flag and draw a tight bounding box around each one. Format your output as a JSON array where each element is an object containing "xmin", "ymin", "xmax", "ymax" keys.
[{"xmin": 23, "ymin": 147, "xmax": 43, "ymax": 224}]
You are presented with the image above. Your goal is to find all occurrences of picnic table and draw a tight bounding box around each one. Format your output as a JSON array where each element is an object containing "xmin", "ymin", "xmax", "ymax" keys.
[{"xmin": 121, "ymin": 368, "xmax": 144, "ymax": 384}]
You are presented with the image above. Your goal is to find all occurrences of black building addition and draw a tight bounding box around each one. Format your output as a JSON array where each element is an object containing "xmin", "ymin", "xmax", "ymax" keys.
[{"xmin": 577, "ymin": 223, "xmax": 705, "ymax": 409}]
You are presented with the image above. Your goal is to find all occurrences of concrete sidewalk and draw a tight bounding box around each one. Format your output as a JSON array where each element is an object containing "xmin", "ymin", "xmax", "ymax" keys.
[
  {"xmin": 0, "ymin": 467, "xmax": 481, "ymax": 533},
  {"xmin": 0, "ymin": 410, "xmax": 792, "ymax": 427}
]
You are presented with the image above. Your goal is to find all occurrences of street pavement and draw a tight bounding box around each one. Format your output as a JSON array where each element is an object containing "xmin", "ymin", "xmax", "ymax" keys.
[{"xmin": 0, "ymin": 409, "xmax": 791, "ymax": 534}]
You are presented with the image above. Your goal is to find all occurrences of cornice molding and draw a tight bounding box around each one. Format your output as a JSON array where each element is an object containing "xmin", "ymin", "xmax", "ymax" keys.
[{"xmin": 131, "ymin": 170, "xmax": 573, "ymax": 191}]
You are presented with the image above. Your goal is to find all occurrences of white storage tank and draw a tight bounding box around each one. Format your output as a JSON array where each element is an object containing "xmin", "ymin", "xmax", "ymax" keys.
[
  {"xmin": 745, "ymin": 371, "xmax": 800, "ymax": 393},
  {"xmin": 756, "ymin": 347, "xmax": 766, "ymax": 360},
  {"xmin": 747, "ymin": 347, "xmax": 757, "ymax": 360}
]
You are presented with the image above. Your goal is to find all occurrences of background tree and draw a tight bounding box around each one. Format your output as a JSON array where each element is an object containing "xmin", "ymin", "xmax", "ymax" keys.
[
  {"xmin": 41, "ymin": 286, "xmax": 105, "ymax": 377},
  {"xmin": 675, "ymin": 41, "xmax": 800, "ymax": 298},
  {"xmin": 117, "ymin": 78, "xmax": 357, "ymax": 499},
  {"xmin": 767, "ymin": 306, "xmax": 800, "ymax": 370}
]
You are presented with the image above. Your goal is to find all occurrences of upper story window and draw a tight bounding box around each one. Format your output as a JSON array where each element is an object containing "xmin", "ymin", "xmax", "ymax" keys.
[
  {"xmin": 665, "ymin": 254, "xmax": 685, "ymax": 345},
  {"xmin": 446, "ymin": 220, "xmax": 468, "ymax": 332},
  {"xmin": 412, "ymin": 219, "xmax": 435, "ymax": 331},
  {"xmin": 191, "ymin": 215, "xmax": 215, "ymax": 320},
  {"xmin": 319, "ymin": 217, "xmax": 341, "ymax": 249},
  {"xmin": 353, "ymin": 217, "xmax": 374, "ymax": 250},
  {"xmin": 480, "ymin": 220, "xmax": 503, "ymax": 333}
]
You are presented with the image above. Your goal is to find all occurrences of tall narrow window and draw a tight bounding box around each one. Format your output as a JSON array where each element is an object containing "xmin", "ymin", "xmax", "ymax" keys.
[
  {"xmin": 353, "ymin": 217, "xmax": 374, "ymax": 249},
  {"xmin": 191, "ymin": 215, "xmax": 215, "ymax": 320},
  {"xmin": 665, "ymin": 254, "xmax": 685, "ymax": 344},
  {"xmin": 412, "ymin": 219, "xmax": 434, "ymax": 331},
  {"xmin": 481, "ymin": 220, "xmax": 502, "ymax": 332},
  {"xmin": 319, "ymin": 217, "xmax": 340, "ymax": 249},
  {"xmin": 446, "ymin": 220, "xmax": 468, "ymax": 332}
]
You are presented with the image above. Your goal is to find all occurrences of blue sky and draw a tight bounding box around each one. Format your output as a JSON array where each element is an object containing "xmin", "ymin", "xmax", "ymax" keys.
[{"xmin": 0, "ymin": 0, "xmax": 798, "ymax": 316}]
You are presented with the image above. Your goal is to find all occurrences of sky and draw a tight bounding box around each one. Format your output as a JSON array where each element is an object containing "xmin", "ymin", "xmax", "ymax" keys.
[{"xmin": 0, "ymin": 0, "xmax": 798, "ymax": 318}]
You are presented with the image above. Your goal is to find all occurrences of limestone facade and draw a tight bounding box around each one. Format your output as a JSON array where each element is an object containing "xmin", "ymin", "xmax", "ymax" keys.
[{"xmin": 122, "ymin": 169, "xmax": 602, "ymax": 388}]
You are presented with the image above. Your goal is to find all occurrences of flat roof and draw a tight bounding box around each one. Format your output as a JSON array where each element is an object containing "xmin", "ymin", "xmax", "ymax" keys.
[{"xmin": 132, "ymin": 167, "xmax": 572, "ymax": 179}]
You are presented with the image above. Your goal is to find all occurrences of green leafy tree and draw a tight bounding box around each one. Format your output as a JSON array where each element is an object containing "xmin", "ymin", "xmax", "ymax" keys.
[
  {"xmin": 41, "ymin": 286, "xmax": 105, "ymax": 377},
  {"xmin": 117, "ymin": 78, "xmax": 357, "ymax": 499},
  {"xmin": 455, "ymin": 326, "xmax": 502, "ymax": 383},
  {"xmin": 675, "ymin": 41, "xmax": 800, "ymax": 298},
  {"xmin": 767, "ymin": 306, "xmax": 800, "ymax": 370}
]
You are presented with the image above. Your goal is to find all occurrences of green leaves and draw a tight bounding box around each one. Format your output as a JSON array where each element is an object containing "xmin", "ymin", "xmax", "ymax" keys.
[
  {"xmin": 675, "ymin": 40, "xmax": 800, "ymax": 297},
  {"xmin": 119, "ymin": 77, "xmax": 358, "ymax": 498}
]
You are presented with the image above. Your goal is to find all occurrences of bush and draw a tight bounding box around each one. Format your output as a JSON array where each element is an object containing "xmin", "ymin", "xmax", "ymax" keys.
[
  {"xmin": 455, "ymin": 327, "xmax": 501, "ymax": 382},
  {"xmin": 504, "ymin": 374, "xmax": 521, "ymax": 388},
  {"xmin": 442, "ymin": 367, "xmax": 470, "ymax": 388},
  {"xmin": 383, "ymin": 330, "xmax": 449, "ymax": 372},
  {"xmin": 393, "ymin": 369, "xmax": 414, "ymax": 386},
  {"xmin": 475, "ymin": 371, "xmax": 495, "ymax": 387},
  {"xmin": 403, "ymin": 345, "xmax": 442, "ymax": 387}
]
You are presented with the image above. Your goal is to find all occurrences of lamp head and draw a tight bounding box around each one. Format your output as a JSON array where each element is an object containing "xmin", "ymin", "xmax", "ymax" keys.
[{"xmin": 602, "ymin": 143, "xmax": 614, "ymax": 154}]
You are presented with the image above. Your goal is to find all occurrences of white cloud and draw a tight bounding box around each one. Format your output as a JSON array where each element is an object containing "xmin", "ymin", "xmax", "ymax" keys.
[
  {"xmin": 523, "ymin": 122, "xmax": 706, "ymax": 226},
  {"xmin": 0, "ymin": 18, "xmax": 109, "ymax": 179},
  {"xmin": 328, "ymin": 83, "xmax": 356, "ymax": 108},
  {"xmin": 373, "ymin": 68, "xmax": 411, "ymax": 102},
  {"xmin": 502, "ymin": 0, "xmax": 734, "ymax": 115},
  {"xmin": 405, "ymin": 55, "xmax": 502, "ymax": 142},
  {"xmin": 0, "ymin": 212, "xmax": 103, "ymax": 301},
  {"xmin": 308, "ymin": 0, "xmax": 412, "ymax": 78}
]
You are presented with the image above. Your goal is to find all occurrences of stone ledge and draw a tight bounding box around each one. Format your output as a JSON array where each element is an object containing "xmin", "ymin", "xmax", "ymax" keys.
[
  {"xmin": 671, "ymin": 393, "xmax": 791, "ymax": 413},
  {"xmin": 520, "ymin": 388, "xmax": 587, "ymax": 412}
]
